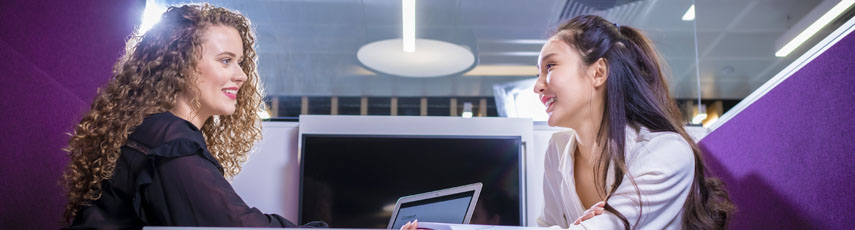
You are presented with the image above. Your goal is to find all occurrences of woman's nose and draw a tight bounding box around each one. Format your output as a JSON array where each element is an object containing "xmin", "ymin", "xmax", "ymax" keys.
[
  {"xmin": 533, "ymin": 77, "xmax": 546, "ymax": 94},
  {"xmin": 234, "ymin": 69, "xmax": 248, "ymax": 83}
]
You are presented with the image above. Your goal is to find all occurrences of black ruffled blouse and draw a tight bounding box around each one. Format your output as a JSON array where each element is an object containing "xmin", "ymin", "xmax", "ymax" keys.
[{"xmin": 67, "ymin": 112, "xmax": 324, "ymax": 229}]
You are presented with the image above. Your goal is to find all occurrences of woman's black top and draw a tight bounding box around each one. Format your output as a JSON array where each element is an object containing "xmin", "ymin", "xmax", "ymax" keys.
[{"xmin": 67, "ymin": 112, "xmax": 325, "ymax": 229}]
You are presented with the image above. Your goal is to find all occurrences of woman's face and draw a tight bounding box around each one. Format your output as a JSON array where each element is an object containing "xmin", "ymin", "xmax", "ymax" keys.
[
  {"xmin": 191, "ymin": 25, "xmax": 247, "ymax": 117},
  {"xmin": 533, "ymin": 36, "xmax": 597, "ymax": 128}
]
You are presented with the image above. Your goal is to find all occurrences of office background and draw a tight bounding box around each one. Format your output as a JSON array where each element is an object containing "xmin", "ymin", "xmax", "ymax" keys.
[{"xmin": 2, "ymin": 0, "xmax": 854, "ymax": 229}]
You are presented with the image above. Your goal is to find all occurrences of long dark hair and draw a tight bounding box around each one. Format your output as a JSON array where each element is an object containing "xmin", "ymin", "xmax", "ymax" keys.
[{"xmin": 553, "ymin": 15, "xmax": 734, "ymax": 229}]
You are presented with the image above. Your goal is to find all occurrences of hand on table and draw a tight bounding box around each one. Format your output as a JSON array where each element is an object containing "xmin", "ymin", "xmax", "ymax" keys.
[
  {"xmin": 401, "ymin": 219, "xmax": 418, "ymax": 230},
  {"xmin": 573, "ymin": 201, "xmax": 605, "ymax": 225}
]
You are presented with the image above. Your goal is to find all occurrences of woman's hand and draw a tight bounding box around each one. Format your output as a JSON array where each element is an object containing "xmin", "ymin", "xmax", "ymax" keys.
[
  {"xmin": 573, "ymin": 201, "xmax": 605, "ymax": 225},
  {"xmin": 401, "ymin": 219, "xmax": 418, "ymax": 230}
]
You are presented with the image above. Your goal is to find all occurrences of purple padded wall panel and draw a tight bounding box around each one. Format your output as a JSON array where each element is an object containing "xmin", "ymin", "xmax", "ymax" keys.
[
  {"xmin": 0, "ymin": 1, "xmax": 143, "ymax": 102},
  {"xmin": 699, "ymin": 30, "xmax": 855, "ymax": 229},
  {"xmin": 0, "ymin": 0, "xmax": 142, "ymax": 229},
  {"xmin": 0, "ymin": 40, "xmax": 87, "ymax": 228}
]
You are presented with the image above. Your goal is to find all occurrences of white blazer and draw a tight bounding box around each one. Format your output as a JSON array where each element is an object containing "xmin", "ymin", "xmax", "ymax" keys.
[{"xmin": 536, "ymin": 126, "xmax": 695, "ymax": 230}]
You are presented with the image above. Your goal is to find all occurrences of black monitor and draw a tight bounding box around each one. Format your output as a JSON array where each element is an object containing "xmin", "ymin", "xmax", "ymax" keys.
[{"xmin": 299, "ymin": 134, "xmax": 522, "ymax": 228}]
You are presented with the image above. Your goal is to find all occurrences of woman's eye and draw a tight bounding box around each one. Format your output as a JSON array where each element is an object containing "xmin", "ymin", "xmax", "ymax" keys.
[
  {"xmin": 545, "ymin": 64, "xmax": 556, "ymax": 70},
  {"xmin": 221, "ymin": 58, "xmax": 232, "ymax": 64}
]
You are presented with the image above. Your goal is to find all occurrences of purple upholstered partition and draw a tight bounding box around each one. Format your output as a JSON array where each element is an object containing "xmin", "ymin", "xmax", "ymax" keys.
[
  {"xmin": 0, "ymin": 1, "xmax": 142, "ymax": 229},
  {"xmin": 699, "ymin": 27, "xmax": 855, "ymax": 228}
]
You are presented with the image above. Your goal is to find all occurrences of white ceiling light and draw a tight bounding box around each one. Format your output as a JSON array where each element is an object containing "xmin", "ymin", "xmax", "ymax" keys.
[
  {"xmin": 775, "ymin": 0, "xmax": 855, "ymax": 57},
  {"xmin": 357, "ymin": 39, "xmax": 475, "ymax": 77},
  {"xmin": 357, "ymin": 0, "xmax": 476, "ymax": 78},
  {"xmin": 402, "ymin": 0, "xmax": 415, "ymax": 52},
  {"xmin": 463, "ymin": 65, "xmax": 538, "ymax": 77},
  {"xmin": 682, "ymin": 4, "xmax": 695, "ymax": 21},
  {"xmin": 480, "ymin": 39, "xmax": 547, "ymax": 45}
]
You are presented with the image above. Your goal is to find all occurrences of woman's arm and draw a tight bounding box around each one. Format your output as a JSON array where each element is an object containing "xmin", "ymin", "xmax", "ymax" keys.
[{"xmin": 143, "ymin": 154, "xmax": 298, "ymax": 227}]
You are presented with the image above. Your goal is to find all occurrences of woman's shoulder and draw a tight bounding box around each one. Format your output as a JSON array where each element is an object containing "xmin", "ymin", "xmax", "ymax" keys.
[
  {"xmin": 625, "ymin": 126, "xmax": 695, "ymax": 173},
  {"xmin": 126, "ymin": 112, "xmax": 224, "ymax": 171},
  {"xmin": 549, "ymin": 129, "xmax": 578, "ymax": 147},
  {"xmin": 129, "ymin": 112, "xmax": 205, "ymax": 147}
]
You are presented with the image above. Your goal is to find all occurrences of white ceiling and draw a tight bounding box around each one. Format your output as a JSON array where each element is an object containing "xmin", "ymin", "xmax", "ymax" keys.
[
  {"xmin": 161, "ymin": 0, "xmax": 847, "ymax": 99},
  {"xmin": 693, "ymin": 0, "xmax": 826, "ymax": 99}
]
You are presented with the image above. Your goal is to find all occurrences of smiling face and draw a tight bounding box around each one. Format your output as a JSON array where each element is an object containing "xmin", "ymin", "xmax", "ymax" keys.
[
  {"xmin": 190, "ymin": 24, "xmax": 247, "ymax": 118},
  {"xmin": 533, "ymin": 35, "xmax": 600, "ymax": 128}
]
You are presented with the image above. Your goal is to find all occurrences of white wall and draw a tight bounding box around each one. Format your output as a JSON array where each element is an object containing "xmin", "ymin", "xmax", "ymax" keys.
[{"xmin": 231, "ymin": 122, "xmax": 301, "ymax": 221}]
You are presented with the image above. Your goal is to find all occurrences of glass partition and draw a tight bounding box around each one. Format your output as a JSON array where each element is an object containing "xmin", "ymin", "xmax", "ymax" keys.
[{"xmin": 154, "ymin": 0, "xmax": 853, "ymax": 125}]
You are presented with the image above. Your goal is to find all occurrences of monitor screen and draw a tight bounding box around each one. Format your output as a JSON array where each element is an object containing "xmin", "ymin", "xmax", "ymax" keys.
[
  {"xmin": 300, "ymin": 135, "xmax": 522, "ymax": 228},
  {"xmin": 391, "ymin": 191, "xmax": 475, "ymax": 229}
]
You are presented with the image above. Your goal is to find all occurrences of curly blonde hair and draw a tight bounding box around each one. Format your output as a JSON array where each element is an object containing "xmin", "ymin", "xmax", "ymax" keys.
[{"xmin": 61, "ymin": 4, "xmax": 264, "ymax": 224}]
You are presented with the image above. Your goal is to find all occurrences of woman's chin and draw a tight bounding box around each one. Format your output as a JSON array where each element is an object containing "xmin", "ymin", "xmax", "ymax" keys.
[
  {"xmin": 546, "ymin": 113, "xmax": 573, "ymax": 128},
  {"xmin": 546, "ymin": 114, "xmax": 559, "ymax": 127},
  {"xmin": 215, "ymin": 107, "xmax": 237, "ymax": 116}
]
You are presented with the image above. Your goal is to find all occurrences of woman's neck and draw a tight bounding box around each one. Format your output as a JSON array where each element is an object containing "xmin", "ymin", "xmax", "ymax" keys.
[
  {"xmin": 169, "ymin": 98, "xmax": 209, "ymax": 130},
  {"xmin": 573, "ymin": 119, "xmax": 601, "ymax": 163},
  {"xmin": 572, "ymin": 96, "xmax": 606, "ymax": 163}
]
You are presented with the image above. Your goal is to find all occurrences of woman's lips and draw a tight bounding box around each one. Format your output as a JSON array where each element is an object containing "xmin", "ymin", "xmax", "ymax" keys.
[
  {"xmin": 544, "ymin": 97, "xmax": 556, "ymax": 113},
  {"xmin": 222, "ymin": 88, "xmax": 238, "ymax": 100}
]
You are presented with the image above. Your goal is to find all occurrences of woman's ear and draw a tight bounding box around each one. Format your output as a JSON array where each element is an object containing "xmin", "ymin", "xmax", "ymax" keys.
[{"xmin": 590, "ymin": 58, "xmax": 608, "ymax": 88}]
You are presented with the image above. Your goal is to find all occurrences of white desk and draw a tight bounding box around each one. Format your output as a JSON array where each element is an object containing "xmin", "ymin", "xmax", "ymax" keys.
[{"xmin": 144, "ymin": 223, "xmax": 550, "ymax": 230}]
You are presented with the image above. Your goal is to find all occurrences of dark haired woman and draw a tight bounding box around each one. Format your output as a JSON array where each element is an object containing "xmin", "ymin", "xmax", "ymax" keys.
[
  {"xmin": 401, "ymin": 15, "xmax": 734, "ymax": 230},
  {"xmin": 61, "ymin": 4, "xmax": 325, "ymax": 229},
  {"xmin": 532, "ymin": 15, "xmax": 734, "ymax": 230}
]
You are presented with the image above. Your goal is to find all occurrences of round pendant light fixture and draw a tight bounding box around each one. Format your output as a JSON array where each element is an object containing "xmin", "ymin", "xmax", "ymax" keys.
[
  {"xmin": 357, "ymin": 38, "xmax": 476, "ymax": 78},
  {"xmin": 356, "ymin": 0, "xmax": 477, "ymax": 78}
]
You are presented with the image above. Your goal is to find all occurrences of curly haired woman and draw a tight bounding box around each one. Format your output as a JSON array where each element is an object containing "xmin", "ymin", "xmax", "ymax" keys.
[{"xmin": 61, "ymin": 4, "xmax": 325, "ymax": 229}]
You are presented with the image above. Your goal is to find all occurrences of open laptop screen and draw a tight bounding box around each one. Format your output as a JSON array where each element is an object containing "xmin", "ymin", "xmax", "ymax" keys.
[{"xmin": 391, "ymin": 191, "xmax": 475, "ymax": 229}]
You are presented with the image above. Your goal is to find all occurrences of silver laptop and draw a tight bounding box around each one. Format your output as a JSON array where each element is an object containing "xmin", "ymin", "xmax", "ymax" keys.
[{"xmin": 387, "ymin": 183, "xmax": 483, "ymax": 229}]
